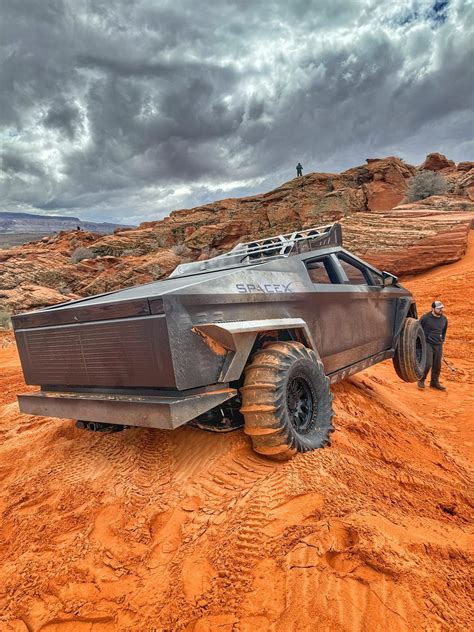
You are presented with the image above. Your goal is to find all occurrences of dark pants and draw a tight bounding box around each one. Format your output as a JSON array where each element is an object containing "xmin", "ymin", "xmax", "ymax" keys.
[
  {"xmin": 297, "ymin": 169, "xmax": 302, "ymax": 177},
  {"xmin": 422, "ymin": 343, "xmax": 443, "ymax": 384}
]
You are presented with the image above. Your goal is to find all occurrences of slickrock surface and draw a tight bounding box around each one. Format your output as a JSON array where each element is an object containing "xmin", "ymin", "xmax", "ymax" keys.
[
  {"xmin": 395, "ymin": 195, "xmax": 474, "ymax": 213},
  {"xmin": 341, "ymin": 211, "xmax": 472, "ymax": 275},
  {"xmin": 0, "ymin": 237, "xmax": 472, "ymax": 632},
  {"xmin": 1, "ymin": 154, "xmax": 473, "ymax": 314}
]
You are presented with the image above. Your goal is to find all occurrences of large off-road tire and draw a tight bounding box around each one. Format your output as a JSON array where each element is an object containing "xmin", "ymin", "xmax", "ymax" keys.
[
  {"xmin": 393, "ymin": 317, "xmax": 426, "ymax": 382},
  {"xmin": 240, "ymin": 341, "xmax": 334, "ymax": 460}
]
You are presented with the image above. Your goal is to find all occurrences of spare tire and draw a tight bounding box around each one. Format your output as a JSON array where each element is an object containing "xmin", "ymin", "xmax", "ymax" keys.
[
  {"xmin": 393, "ymin": 317, "xmax": 426, "ymax": 382},
  {"xmin": 240, "ymin": 341, "xmax": 334, "ymax": 460}
]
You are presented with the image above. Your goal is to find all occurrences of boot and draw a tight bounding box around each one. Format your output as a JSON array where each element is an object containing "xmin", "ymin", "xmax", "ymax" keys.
[
  {"xmin": 430, "ymin": 382, "xmax": 447, "ymax": 391},
  {"xmin": 417, "ymin": 380, "xmax": 425, "ymax": 390}
]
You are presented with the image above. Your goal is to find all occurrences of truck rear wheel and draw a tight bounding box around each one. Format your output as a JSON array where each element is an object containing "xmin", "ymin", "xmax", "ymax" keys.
[
  {"xmin": 240, "ymin": 341, "xmax": 334, "ymax": 460},
  {"xmin": 393, "ymin": 317, "xmax": 426, "ymax": 382}
]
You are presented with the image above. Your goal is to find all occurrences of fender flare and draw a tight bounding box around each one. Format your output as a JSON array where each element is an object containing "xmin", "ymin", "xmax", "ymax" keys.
[{"xmin": 193, "ymin": 318, "xmax": 318, "ymax": 382}]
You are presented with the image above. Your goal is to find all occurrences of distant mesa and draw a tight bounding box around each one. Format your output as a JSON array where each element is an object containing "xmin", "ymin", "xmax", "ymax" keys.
[{"xmin": 0, "ymin": 211, "xmax": 132, "ymax": 236}]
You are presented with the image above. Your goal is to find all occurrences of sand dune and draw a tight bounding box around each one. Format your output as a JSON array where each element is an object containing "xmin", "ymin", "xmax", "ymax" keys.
[{"xmin": 0, "ymin": 238, "xmax": 473, "ymax": 631}]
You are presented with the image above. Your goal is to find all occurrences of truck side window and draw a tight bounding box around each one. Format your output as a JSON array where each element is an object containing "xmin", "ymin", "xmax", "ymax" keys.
[
  {"xmin": 305, "ymin": 257, "xmax": 337, "ymax": 284},
  {"xmin": 337, "ymin": 256, "xmax": 369, "ymax": 285},
  {"xmin": 368, "ymin": 270, "xmax": 384, "ymax": 286}
]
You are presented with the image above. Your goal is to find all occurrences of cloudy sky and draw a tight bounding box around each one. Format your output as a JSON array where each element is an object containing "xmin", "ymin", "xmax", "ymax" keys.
[{"xmin": 0, "ymin": 0, "xmax": 473, "ymax": 225}]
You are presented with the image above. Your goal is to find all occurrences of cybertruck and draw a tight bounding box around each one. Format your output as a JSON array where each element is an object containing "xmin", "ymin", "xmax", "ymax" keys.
[{"xmin": 12, "ymin": 223, "xmax": 426, "ymax": 459}]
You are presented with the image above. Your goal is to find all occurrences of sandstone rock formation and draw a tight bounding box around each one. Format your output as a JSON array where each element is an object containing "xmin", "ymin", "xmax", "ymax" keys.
[
  {"xmin": 396, "ymin": 195, "xmax": 474, "ymax": 213},
  {"xmin": 456, "ymin": 169, "xmax": 474, "ymax": 201},
  {"xmin": 343, "ymin": 157, "xmax": 416, "ymax": 211},
  {"xmin": 0, "ymin": 284, "xmax": 81, "ymax": 314},
  {"xmin": 457, "ymin": 161, "xmax": 474, "ymax": 172},
  {"xmin": 420, "ymin": 152, "xmax": 455, "ymax": 171},
  {"xmin": 341, "ymin": 211, "xmax": 472, "ymax": 275},
  {"xmin": 1, "ymin": 153, "xmax": 472, "ymax": 314}
]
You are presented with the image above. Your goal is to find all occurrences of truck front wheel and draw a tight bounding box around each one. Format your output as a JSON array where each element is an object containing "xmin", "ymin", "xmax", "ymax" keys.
[
  {"xmin": 240, "ymin": 341, "xmax": 334, "ymax": 460},
  {"xmin": 393, "ymin": 317, "xmax": 426, "ymax": 382}
]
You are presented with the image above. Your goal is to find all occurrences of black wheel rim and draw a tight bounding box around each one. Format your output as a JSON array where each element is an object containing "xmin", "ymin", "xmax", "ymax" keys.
[
  {"xmin": 415, "ymin": 335, "xmax": 423, "ymax": 365},
  {"xmin": 286, "ymin": 375, "xmax": 316, "ymax": 434}
]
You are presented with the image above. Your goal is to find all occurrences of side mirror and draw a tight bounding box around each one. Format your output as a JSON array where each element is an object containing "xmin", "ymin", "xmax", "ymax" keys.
[{"xmin": 382, "ymin": 271, "xmax": 398, "ymax": 287}]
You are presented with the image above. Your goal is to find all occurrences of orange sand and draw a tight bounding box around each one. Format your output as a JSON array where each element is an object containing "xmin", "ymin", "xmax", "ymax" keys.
[{"xmin": 0, "ymin": 238, "xmax": 473, "ymax": 632}]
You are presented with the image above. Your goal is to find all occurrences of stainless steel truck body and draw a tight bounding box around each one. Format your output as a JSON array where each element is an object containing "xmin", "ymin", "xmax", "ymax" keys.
[{"xmin": 12, "ymin": 223, "xmax": 426, "ymax": 458}]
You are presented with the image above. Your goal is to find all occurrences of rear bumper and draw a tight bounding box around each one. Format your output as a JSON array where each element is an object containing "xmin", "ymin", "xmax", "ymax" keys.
[{"xmin": 18, "ymin": 386, "xmax": 237, "ymax": 430}]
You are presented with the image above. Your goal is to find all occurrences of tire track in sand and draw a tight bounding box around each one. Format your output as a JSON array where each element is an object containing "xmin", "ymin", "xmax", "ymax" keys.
[{"xmin": 173, "ymin": 451, "xmax": 296, "ymax": 628}]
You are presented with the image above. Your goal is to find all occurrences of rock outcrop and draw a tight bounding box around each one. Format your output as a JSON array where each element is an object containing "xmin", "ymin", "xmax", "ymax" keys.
[
  {"xmin": 343, "ymin": 157, "xmax": 416, "ymax": 211},
  {"xmin": 0, "ymin": 284, "xmax": 81, "ymax": 314},
  {"xmin": 396, "ymin": 195, "xmax": 474, "ymax": 212},
  {"xmin": 341, "ymin": 211, "xmax": 472, "ymax": 275},
  {"xmin": 420, "ymin": 152, "xmax": 455, "ymax": 171},
  {"xmin": 456, "ymin": 169, "xmax": 474, "ymax": 201},
  {"xmin": 1, "ymin": 153, "xmax": 472, "ymax": 314},
  {"xmin": 456, "ymin": 161, "xmax": 474, "ymax": 172}
]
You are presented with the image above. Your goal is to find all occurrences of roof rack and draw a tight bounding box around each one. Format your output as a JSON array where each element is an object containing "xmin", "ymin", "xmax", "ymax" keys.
[{"xmin": 170, "ymin": 222, "xmax": 342, "ymax": 278}]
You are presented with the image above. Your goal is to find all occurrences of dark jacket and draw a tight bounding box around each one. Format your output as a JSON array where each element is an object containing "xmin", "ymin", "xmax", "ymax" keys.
[{"xmin": 420, "ymin": 312, "xmax": 448, "ymax": 346}]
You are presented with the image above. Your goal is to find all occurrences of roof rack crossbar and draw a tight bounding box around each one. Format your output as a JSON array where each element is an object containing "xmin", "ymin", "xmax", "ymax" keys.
[
  {"xmin": 227, "ymin": 223, "xmax": 336, "ymax": 260},
  {"xmin": 170, "ymin": 222, "xmax": 341, "ymax": 277}
]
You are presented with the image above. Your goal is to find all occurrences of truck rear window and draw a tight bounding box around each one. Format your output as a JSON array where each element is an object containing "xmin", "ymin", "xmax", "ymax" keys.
[
  {"xmin": 338, "ymin": 257, "xmax": 368, "ymax": 285},
  {"xmin": 305, "ymin": 257, "xmax": 338, "ymax": 284}
]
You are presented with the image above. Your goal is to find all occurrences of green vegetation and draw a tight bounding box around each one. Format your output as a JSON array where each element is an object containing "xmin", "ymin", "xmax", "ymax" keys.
[
  {"xmin": 406, "ymin": 171, "xmax": 448, "ymax": 202},
  {"xmin": 71, "ymin": 247, "xmax": 97, "ymax": 263},
  {"xmin": 0, "ymin": 311, "xmax": 12, "ymax": 329}
]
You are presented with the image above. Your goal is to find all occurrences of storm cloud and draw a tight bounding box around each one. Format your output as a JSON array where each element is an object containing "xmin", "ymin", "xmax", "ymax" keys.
[{"xmin": 0, "ymin": 0, "xmax": 473, "ymax": 224}]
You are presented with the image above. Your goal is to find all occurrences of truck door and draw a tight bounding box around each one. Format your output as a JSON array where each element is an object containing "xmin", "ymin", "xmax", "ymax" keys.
[
  {"xmin": 303, "ymin": 254, "xmax": 362, "ymax": 373},
  {"xmin": 302, "ymin": 254, "xmax": 396, "ymax": 374},
  {"xmin": 334, "ymin": 253, "xmax": 396, "ymax": 359}
]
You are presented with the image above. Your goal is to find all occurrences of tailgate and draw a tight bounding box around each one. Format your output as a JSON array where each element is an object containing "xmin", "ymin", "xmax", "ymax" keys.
[{"xmin": 14, "ymin": 314, "xmax": 176, "ymax": 389}]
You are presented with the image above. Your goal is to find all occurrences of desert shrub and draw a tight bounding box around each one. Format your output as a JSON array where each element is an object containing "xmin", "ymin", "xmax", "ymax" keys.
[
  {"xmin": 57, "ymin": 282, "xmax": 73, "ymax": 296},
  {"xmin": 0, "ymin": 311, "xmax": 11, "ymax": 329},
  {"xmin": 70, "ymin": 247, "xmax": 97, "ymax": 263},
  {"xmin": 151, "ymin": 237, "xmax": 166, "ymax": 249},
  {"xmin": 121, "ymin": 248, "xmax": 141, "ymax": 256},
  {"xmin": 146, "ymin": 264, "xmax": 163, "ymax": 279},
  {"xmin": 200, "ymin": 246, "xmax": 220, "ymax": 260},
  {"xmin": 100, "ymin": 240, "xmax": 164, "ymax": 257},
  {"xmin": 171, "ymin": 243, "xmax": 189, "ymax": 256},
  {"xmin": 354, "ymin": 167, "xmax": 371, "ymax": 185},
  {"xmin": 406, "ymin": 171, "xmax": 447, "ymax": 202},
  {"xmin": 91, "ymin": 244, "xmax": 127, "ymax": 257},
  {"xmin": 34, "ymin": 270, "xmax": 65, "ymax": 286}
]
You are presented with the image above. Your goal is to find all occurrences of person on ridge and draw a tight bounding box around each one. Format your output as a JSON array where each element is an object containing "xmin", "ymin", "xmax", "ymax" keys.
[
  {"xmin": 296, "ymin": 162, "xmax": 303, "ymax": 177},
  {"xmin": 418, "ymin": 300, "xmax": 448, "ymax": 391}
]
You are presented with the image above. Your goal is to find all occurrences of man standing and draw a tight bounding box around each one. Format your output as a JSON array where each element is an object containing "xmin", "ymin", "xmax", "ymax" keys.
[
  {"xmin": 418, "ymin": 300, "xmax": 448, "ymax": 391},
  {"xmin": 296, "ymin": 162, "xmax": 303, "ymax": 177}
]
